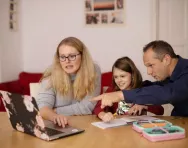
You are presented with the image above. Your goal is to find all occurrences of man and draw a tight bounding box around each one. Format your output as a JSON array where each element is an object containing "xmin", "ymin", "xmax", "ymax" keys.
[{"xmin": 92, "ymin": 40, "xmax": 188, "ymax": 116}]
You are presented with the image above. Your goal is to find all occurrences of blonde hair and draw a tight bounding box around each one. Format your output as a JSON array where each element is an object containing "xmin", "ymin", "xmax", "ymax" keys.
[{"xmin": 42, "ymin": 37, "xmax": 97, "ymax": 100}]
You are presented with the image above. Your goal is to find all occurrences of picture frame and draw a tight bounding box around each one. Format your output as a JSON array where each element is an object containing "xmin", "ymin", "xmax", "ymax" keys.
[
  {"xmin": 84, "ymin": 0, "xmax": 125, "ymax": 26},
  {"xmin": 9, "ymin": 21, "xmax": 17, "ymax": 30},
  {"xmin": 9, "ymin": 0, "xmax": 18, "ymax": 31}
]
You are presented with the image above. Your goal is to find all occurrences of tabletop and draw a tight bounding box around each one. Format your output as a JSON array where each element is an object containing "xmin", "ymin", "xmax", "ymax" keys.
[{"xmin": 0, "ymin": 113, "xmax": 188, "ymax": 148}]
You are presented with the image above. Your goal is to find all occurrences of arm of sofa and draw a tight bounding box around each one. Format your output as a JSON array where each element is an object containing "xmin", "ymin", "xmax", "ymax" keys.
[
  {"xmin": 0, "ymin": 98, "xmax": 6, "ymax": 112},
  {"xmin": 0, "ymin": 80, "xmax": 22, "ymax": 94},
  {"xmin": 0, "ymin": 80, "xmax": 21, "ymax": 112},
  {"xmin": 0, "ymin": 80, "xmax": 23, "ymax": 112}
]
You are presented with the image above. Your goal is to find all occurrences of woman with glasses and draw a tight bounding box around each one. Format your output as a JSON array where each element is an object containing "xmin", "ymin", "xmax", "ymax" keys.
[{"xmin": 36, "ymin": 37, "xmax": 101, "ymax": 127}]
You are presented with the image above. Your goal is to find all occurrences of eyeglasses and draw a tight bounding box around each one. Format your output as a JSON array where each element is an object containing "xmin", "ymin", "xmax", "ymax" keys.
[{"xmin": 59, "ymin": 53, "xmax": 81, "ymax": 62}]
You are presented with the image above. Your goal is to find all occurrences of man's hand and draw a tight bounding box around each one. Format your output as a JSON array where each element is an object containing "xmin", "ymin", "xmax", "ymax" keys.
[
  {"xmin": 128, "ymin": 104, "xmax": 148, "ymax": 115},
  {"xmin": 91, "ymin": 91, "xmax": 124, "ymax": 108}
]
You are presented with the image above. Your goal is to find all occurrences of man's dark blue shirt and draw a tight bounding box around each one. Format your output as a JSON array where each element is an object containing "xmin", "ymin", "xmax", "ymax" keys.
[{"xmin": 123, "ymin": 56, "xmax": 188, "ymax": 116}]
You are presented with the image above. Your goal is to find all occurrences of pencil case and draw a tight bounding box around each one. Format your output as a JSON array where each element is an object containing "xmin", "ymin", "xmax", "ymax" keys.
[
  {"xmin": 132, "ymin": 119, "xmax": 172, "ymax": 133},
  {"xmin": 142, "ymin": 126, "xmax": 185, "ymax": 142},
  {"xmin": 116, "ymin": 100, "xmax": 131, "ymax": 115}
]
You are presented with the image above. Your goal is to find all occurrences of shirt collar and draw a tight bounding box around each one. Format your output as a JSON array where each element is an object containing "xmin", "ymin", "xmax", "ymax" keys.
[{"xmin": 170, "ymin": 55, "xmax": 183, "ymax": 81}]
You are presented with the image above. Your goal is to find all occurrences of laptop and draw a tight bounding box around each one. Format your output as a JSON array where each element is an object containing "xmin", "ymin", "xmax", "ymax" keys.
[{"xmin": 0, "ymin": 90, "xmax": 84, "ymax": 141}]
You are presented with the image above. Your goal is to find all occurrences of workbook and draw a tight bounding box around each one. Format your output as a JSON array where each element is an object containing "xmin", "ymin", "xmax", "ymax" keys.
[
  {"xmin": 91, "ymin": 118, "xmax": 127, "ymax": 129},
  {"xmin": 91, "ymin": 116, "xmax": 158, "ymax": 129}
]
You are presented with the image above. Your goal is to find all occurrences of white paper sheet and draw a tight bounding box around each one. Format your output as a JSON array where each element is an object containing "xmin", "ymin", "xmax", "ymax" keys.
[
  {"xmin": 91, "ymin": 118, "xmax": 127, "ymax": 129},
  {"xmin": 91, "ymin": 116, "xmax": 159, "ymax": 129}
]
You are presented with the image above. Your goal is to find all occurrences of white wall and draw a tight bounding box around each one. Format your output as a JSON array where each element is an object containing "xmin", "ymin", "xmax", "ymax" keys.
[
  {"xmin": 0, "ymin": 43, "xmax": 2, "ymax": 82},
  {"xmin": 0, "ymin": 0, "xmax": 22, "ymax": 82},
  {"xmin": 21, "ymin": 0, "xmax": 155, "ymax": 80},
  {"xmin": 158, "ymin": 0, "xmax": 188, "ymax": 58},
  {"xmin": 0, "ymin": 0, "xmax": 156, "ymax": 82}
]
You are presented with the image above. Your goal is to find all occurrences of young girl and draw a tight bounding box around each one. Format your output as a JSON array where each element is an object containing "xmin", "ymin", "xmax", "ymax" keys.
[
  {"xmin": 94, "ymin": 57, "xmax": 164, "ymax": 122},
  {"xmin": 36, "ymin": 37, "xmax": 101, "ymax": 127}
]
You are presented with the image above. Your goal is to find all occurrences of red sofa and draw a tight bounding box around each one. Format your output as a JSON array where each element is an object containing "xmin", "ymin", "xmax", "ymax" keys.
[
  {"xmin": 0, "ymin": 71, "xmax": 112, "ymax": 112},
  {"xmin": 0, "ymin": 72, "xmax": 43, "ymax": 111}
]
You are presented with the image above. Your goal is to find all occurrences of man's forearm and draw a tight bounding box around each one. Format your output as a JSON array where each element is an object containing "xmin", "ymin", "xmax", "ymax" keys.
[{"xmin": 117, "ymin": 91, "xmax": 124, "ymax": 101}]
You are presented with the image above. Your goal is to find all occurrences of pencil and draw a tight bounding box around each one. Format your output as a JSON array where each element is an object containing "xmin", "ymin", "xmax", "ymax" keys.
[{"xmin": 113, "ymin": 113, "xmax": 117, "ymax": 116}]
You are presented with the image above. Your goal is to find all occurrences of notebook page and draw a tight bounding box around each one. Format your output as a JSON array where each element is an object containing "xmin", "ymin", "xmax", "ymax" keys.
[{"xmin": 91, "ymin": 119, "xmax": 127, "ymax": 129}]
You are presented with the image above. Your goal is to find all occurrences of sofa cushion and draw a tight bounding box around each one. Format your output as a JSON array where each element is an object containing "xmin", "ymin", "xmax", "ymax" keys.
[
  {"xmin": 29, "ymin": 83, "xmax": 40, "ymax": 98},
  {"xmin": 19, "ymin": 72, "xmax": 42, "ymax": 95},
  {"xmin": 101, "ymin": 72, "xmax": 113, "ymax": 93},
  {"xmin": 101, "ymin": 72, "xmax": 113, "ymax": 86},
  {"xmin": 0, "ymin": 83, "xmax": 8, "ymax": 91}
]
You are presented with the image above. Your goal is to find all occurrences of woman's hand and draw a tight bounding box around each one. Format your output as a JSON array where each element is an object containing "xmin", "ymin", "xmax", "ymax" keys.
[
  {"xmin": 39, "ymin": 106, "xmax": 68, "ymax": 128},
  {"xmin": 52, "ymin": 114, "xmax": 68, "ymax": 128},
  {"xmin": 128, "ymin": 104, "xmax": 148, "ymax": 115}
]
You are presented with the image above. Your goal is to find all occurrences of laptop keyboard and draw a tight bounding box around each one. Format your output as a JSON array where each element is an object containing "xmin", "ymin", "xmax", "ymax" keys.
[{"xmin": 45, "ymin": 127, "xmax": 64, "ymax": 136}]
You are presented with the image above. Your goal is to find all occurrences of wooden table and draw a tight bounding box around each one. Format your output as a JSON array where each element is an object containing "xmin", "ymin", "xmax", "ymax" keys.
[{"xmin": 0, "ymin": 112, "xmax": 188, "ymax": 148}]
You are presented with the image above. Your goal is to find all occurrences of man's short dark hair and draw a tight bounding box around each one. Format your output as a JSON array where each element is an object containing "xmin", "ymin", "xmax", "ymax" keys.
[{"xmin": 143, "ymin": 40, "xmax": 177, "ymax": 60}]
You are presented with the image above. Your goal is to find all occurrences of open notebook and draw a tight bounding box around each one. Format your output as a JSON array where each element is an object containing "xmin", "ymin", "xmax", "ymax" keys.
[{"xmin": 92, "ymin": 116, "xmax": 158, "ymax": 129}]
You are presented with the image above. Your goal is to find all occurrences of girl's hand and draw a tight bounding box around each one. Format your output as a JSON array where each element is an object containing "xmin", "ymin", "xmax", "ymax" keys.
[{"xmin": 101, "ymin": 112, "xmax": 114, "ymax": 122}]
